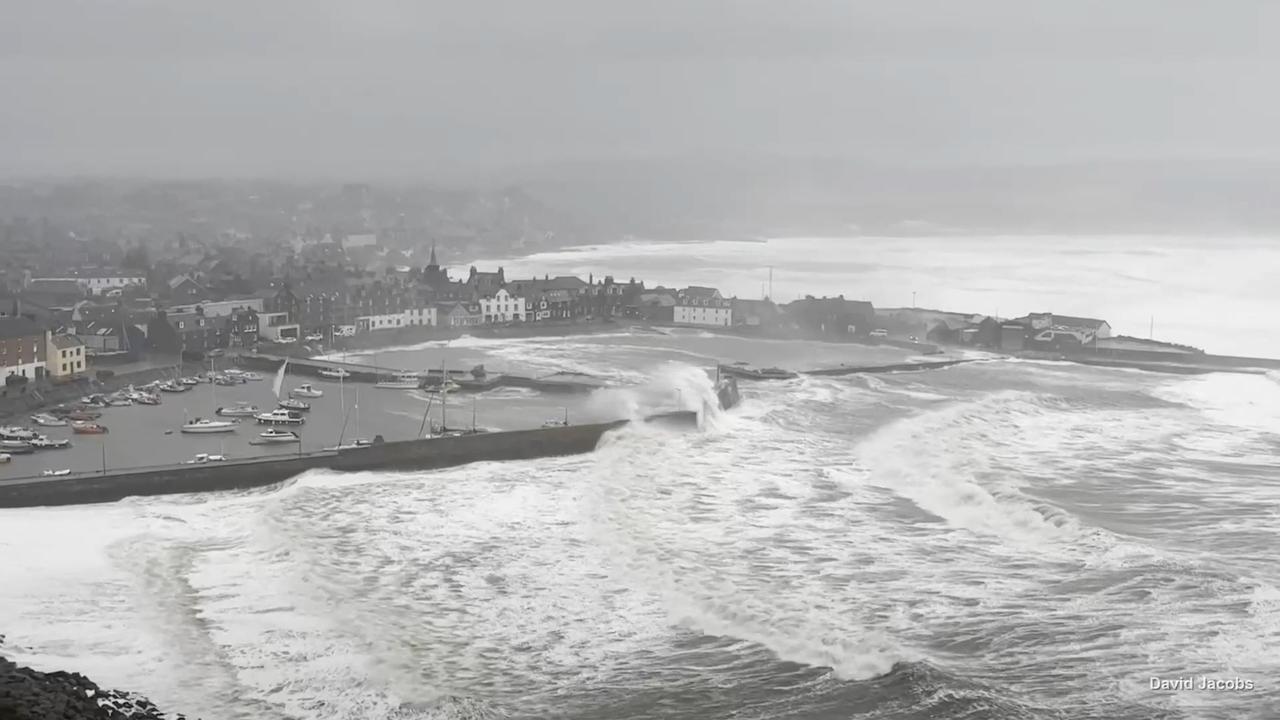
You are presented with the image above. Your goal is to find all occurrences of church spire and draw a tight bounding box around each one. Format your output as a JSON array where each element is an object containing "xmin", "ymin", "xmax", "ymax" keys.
[{"xmin": 428, "ymin": 242, "xmax": 438, "ymax": 268}]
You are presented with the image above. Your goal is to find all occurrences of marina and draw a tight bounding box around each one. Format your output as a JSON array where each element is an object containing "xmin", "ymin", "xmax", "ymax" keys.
[{"xmin": 0, "ymin": 356, "xmax": 735, "ymax": 481}]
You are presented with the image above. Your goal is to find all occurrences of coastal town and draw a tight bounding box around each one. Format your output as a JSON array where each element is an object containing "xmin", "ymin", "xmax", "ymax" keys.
[{"xmin": 0, "ymin": 223, "xmax": 1237, "ymax": 405}]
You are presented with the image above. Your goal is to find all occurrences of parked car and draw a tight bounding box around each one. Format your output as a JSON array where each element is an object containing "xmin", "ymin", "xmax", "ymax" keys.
[
  {"xmin": 870, "ymin": 329, "xmax": 889, "ymax": 338},
  {"xmin": 304, "ymin": 333, "xmax": 323, "ymax": 342}
]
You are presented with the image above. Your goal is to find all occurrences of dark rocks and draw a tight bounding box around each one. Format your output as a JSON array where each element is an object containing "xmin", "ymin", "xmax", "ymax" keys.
[{"xmin": 1, "ymin": 641, "xmax": 196, "ymax": 720}]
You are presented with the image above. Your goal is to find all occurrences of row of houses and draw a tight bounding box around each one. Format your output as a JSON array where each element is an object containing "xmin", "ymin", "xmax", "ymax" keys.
[{"xmin": 0, "ymin": 316, "xmax": 88, "ymax": 388}]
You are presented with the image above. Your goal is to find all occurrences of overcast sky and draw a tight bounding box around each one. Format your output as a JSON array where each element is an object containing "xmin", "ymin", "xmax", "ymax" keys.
[{"xmin": 3, "ymin": 1, "xmax": 1277, "ymax": 179}]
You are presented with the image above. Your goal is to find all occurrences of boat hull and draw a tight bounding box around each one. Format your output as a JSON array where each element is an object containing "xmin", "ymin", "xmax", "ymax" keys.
[{"xmin": 180, "ymin": 425, "xmax": 238, "ymax": 434}]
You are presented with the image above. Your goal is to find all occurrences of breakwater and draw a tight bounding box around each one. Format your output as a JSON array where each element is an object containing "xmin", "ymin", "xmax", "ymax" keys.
[
  {"xmin": 236, "ymin": 353, "xmax": 610, "ymax": 394},
  {"xmin": 0, "ymin": 411, "xmax": 700, "ymax": 509}
]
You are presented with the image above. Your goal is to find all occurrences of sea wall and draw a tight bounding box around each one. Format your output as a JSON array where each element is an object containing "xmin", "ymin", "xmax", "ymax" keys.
[{"xmin": 0, "ymin": 412, "xmax": 700, "ymax": 509}]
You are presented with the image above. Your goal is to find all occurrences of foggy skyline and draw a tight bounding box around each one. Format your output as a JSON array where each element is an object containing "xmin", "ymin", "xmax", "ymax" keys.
[{"xmin": 4, "ymin": 1, "xmax": 1279, "ymax": 180}]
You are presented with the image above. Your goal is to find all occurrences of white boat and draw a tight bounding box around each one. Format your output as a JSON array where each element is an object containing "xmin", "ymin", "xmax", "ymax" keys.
[
  {"xmin": 325, "ymin": 438, "xmax": 375, "ymax": 451},
  {"xmin": 216, "ymin": 403, "xmax": 260, "ymax": 417},
  {"xmin": 0, "ymin": 439, "xmax": 34, "ymax": 453},
  {"xmin": 184, "ymin": 453, "xmax": 228, "ymax": 464},
  {"xmin": 214, "ymin": 374, "xmax": 241, "ymax": 386},
  {"xmin": 181, "ymin": 417, "xmax": 239, "ymax": 434},
  {"xmin": 41, "ymin": 469, "xmax": 71, "ymax": 477},
  {"xmin": 375, "ymin": 373, "xmax": 420, "ymax": 389},
  {"xmin": 178, "ymin": 377, "xmax": 200, "ymax": 386},
  {"xmin": 257, "ymin": 428, "xmax": 300, "ymax": 443},
  {"xmin": 30, "ymin": 413, "xmax": 68, "ymax": 427},
  {"xmin": 254, "ymin": 409, "xmax": 305, "ymax": 425},
  {"xmin": 242, "ymin": 371, "xmax": 263, "ymax": 381},
  {"xmin": 290, "ymin": 383, "xmax": 324, "ymax": 398},
  {"xmin": 0, "ymin": 426, "xmax": 36, "ymax": 441},
  {"xmin": 0, "ymin": 453, "xmax": 10, "ymax": 464},
  {"xmin": 278, "ymin": 398, "xmax": 310, "ymax": 411},
  {"xmin": 29, "ymin": 435, "xmax": 71, "ymax": 449},
  {"xmin": 106, "ymin": 396, "xmax": 133, "ymax": 407},
  {"xmin": 134, "ymin": 392, "xmax": 161, "ymax": 405},
  {"xmin": 158, "ymin": 381, "xmax": 188, "ymax": 393},
  {"xmin": 318, "ymin": 368, "xmax": 351, "ymax": 379},
  {"xmin": 420, "ymin": 380, "xmax": 460, "ymax": 394}
]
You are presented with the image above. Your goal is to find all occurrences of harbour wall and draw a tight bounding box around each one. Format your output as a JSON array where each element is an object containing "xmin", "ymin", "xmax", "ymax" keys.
[
  {"xmin": 236, "ymin": 354, "xmax": 607, "ymax": 394},
  {"xmin": 0, "ymin": 411, "xmax": 700, "ymax": 509}
]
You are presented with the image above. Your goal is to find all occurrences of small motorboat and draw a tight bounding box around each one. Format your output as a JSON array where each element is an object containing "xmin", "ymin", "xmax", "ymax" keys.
[
  {"xmin": 158, "ymin": 381, "xmax": 188, "ymax": 393},
  {"xmin": 184, "ymin": 453, "xmax": 228, "ymax": 464},
  {"xmin": 30, "ymin": 413, "xmax": 68, "ymax": 427},
  {"xmin": 178, "ymin": 377, "xmax": 200, "ymax": 386},
  {"xmin": 0, "ymin": 453, "xmax": 10, "ymax": 464},
  {"xmin": 41, "ymin": 469, "xmax": 71, "ymax": 477},
  {"xmin": 29, "ymin": 435, "xmax": 71, "ymax": 449},
  {"xmin": 255, "ymin": 428, "xmax": 300, "ymax": 444},
  {"xmin": 278, "ymin": 398, "xmax": 311, "ymax": 411},
  {"xmin": 71, "ymin": 422, "xmax": 109, "ymax": 434},
  {"xmin": 134, "ymin": 393, "xmax": 161, "ymax": 405},
  {"xmin": 216, "ymin": 403, "xmax": 260, "ymax": 417},
  {"xmin": 80, "ymin": 394, "xmax": 110, "ymax": 407},
  {"xmin": 290, "ymin": 383, "xmax": 324, "ymax": 398},
  {"xmin": 180, "ymin": 418, "xmax": 239, "ymax": 434},
  {"xmin": 0, "ymin": 426, "xmax": 37, "ymax": 441},
  {"xmin": 0, "ymin": 439, "xmax": 34, "ymax": 454},
  {"xmin": 106, "ymin": 396, "xmax": 133, "ymax": 407},
  {"xmin": 318, "ymin": 368, "xmax": 351, "ymax": 379},
  {"xmin": 66, "ymin": 410, "xmax": 102, "ymax": 422},
  {"xmin": 214, "ymin": 374, "xmax": 241, "ymax": 386},
  {"xmin": 242, "ymin": 372, "xmax": 263, "ymax": 381},
  {"xmin": 254, "ymin": 409, "xmax": 306, "ymax": 426}
]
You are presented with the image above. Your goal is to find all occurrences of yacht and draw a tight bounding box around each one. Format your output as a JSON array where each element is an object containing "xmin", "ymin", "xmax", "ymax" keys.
[
  {"xmin": 278, "ymin": 398, "xmax": 311, "ymax": 411},
  {"xmin": 375, "ymin": 372, "xmax": 421, "ymax": 389},
  {"xmin": 0, "ymin": 438, "xmax": 33, "ymax": 454},
  {"xmin": 29, "ymin": 435, "xmax": 71, "ymax": 449},
  {"xmin": 216, "ymin": 403, "xmax": 260, "ymax": 417},
  {"xmin": 257, "ymin": 428, "xmax": 300, "ymax": 443},
  {"xmin": 30, "ymin": 413, "xmax": 68, "ymax": 427},
  {"xmin": 318, "ymin": 367, "xmax": 351, "ymax": 379},
  {"xmin": 181, "ymin": 417, "xmax": 239, "ymax": 434},
  {"xmin": 0, "ymin": 426, "xmax": 37, "ymax": 441},
  {"xmin": 254, "ymin": 409, "xmax": 305, "ymax": 426},
  {"xmin": 290, "ymin": 383, "xmax": 324, "ymax": 398}
]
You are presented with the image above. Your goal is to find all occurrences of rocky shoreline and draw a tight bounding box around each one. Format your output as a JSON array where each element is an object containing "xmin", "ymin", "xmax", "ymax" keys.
[{"xmin": 1, "ymin": 637, "xmax": 192, "ymax": 720}]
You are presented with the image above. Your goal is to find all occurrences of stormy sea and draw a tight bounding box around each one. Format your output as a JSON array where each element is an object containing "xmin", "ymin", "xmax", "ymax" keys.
[{"xmin": 2, "ymin": 237, "xmax": 1278, "ymax": 720}]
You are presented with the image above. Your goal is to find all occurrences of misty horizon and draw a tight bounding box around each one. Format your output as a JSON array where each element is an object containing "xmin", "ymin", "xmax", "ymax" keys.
[{"xmin": 5, "ymin": 1, "xmax": 1280, "ymax": 181}]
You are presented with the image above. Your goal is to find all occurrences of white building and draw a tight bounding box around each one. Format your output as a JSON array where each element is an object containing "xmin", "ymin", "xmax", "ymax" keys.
[
  {"xmin": 673, "ymin": 286, "xmax": 732, "ymax": 327},
  {"xmin": 257, "ymin": 312, "xmax": 300, "ymax": 343},
  {"xmin": 480, "ymin": 288, "xmax": 526, "ymax": 323},
  {"xmin": 354, "ymin": 313, "xmax": 406, "ymax": 333},
  {"xmin": 404, "ymin": 306, "xmax": 438, "ymax": 327},
  {"xmin": 47, "ymin": 334, "xmax": 87, "ymax": 379},
  {"xmin": 168, "ymin": 297, "xmax": 264, "ymax": 318},
  {"xmin": 26, "ymin": 271, "xmax": 147, "ymax": 296}
]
